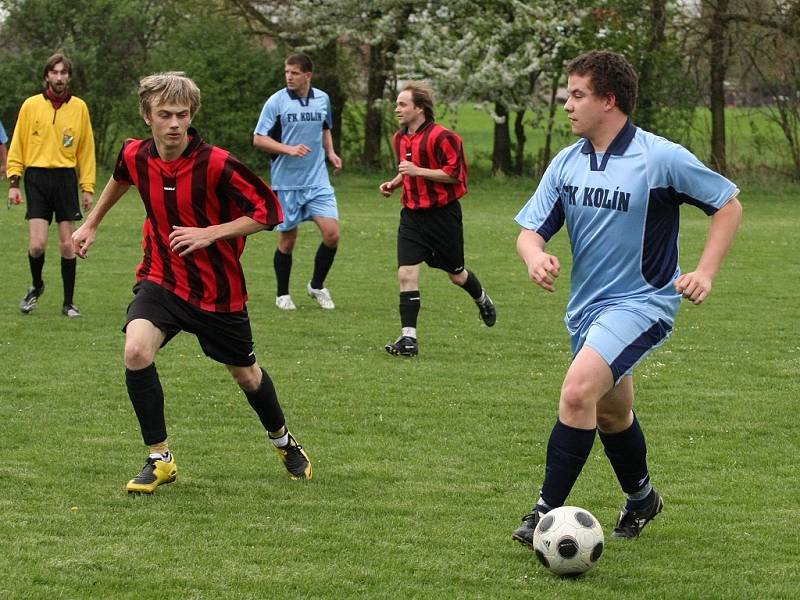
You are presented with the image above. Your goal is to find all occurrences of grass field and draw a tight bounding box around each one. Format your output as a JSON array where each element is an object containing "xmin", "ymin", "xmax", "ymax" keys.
[{"xmin": 1, "ymin": 172, "xmax": 799, "ymax": 599}]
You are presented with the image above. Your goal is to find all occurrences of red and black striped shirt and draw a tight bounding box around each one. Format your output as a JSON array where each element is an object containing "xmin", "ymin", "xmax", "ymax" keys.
[
  {"xmin": 113, "ymin": 129, "xmax": 283, "ymax": 312},
  {"xmin": 393, "ymin": 121, "xmax": 468, "ymax": 210}
]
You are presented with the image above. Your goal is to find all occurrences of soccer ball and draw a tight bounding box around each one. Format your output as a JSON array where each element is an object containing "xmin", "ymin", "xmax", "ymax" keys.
[{"xmin": 532, "ymin": 506, "xmax": 604, "ymax": 576}]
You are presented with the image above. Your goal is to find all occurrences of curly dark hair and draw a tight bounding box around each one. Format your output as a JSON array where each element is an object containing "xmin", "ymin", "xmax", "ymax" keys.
[{"xmin": 566, "ymin": 51, "xmax": 638, "ymax": 115}]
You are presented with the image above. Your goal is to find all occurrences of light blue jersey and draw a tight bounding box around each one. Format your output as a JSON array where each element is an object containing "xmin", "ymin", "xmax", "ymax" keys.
[
  {"xmin": 516, "ymin": 121, "xmax": 738, "ymax": 334},
  {"xmin": 254, "ymin": 87, "xmax": 333, "ymax": 191},
  {"xmin": 0, "ymin": 119, "xmax": 8, "ymax": 144}
]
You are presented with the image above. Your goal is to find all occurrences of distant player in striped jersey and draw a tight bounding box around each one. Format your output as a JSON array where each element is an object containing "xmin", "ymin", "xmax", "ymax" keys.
[
  {"xmin": 379, "ymin": 82, "xmax": 496, "ymax": 357},
  {"xmin": 512, "ymin": 51, "xmax": 742, "ymax": 544},
  {"xmin": 72, "ymin": 72, "xmax": 312, "ymax": 494},
  {"xmin": 254, "ymin": 53, "xmax": 342, "ymax": 311}
]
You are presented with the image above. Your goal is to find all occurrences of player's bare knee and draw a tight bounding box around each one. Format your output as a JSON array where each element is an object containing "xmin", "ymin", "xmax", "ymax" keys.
[
  {"xmin": 448, "ymin": 270, "xmax": 468, "ymax": 285},
  {"xmin": 58, "ymin": 241, "xmax": 75, "ymax": 257},
  {"xmin": 124, "ymin": 342, "xmax": 155, "ymax": 370},
  {"xmin": 28, "ymin": 244, "xmax": 46, "ymax": 257},
  {"xmin": 228, "ymin": 363, "xmax": 261, "ymax": 391},
  {"xmin": 322, "ymin": 230, "xmax": 339, "ymax": 247},
  {"xmin": 398, "ymin": 266, "xmax": 417, "ymax": 288},
  {"xmin": 560, "ymin": 380, "xmax": 595, "ymax": 414},
  {"xmin": 596, "ymin": 410, "xmax": 623, "ymax": 432}
]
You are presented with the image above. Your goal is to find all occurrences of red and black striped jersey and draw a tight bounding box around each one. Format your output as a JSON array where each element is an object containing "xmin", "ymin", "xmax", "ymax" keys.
[
  {"xmin": 113, "ymin": 129, "xmax": 282, "ymax": 312},
  {"xmin": 393, "ymin": 121, "xmax": 468, "ymax": 210}
]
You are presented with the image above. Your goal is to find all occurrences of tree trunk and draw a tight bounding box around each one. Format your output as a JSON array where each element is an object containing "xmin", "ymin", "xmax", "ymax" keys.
[
  {"xmin": 709, "ymin": 0, "xmax": 729, "ymax": 174},
  {"xmin": 312, "ymin": 41, "xmax": 346, "ymax": 154},
  {"xmin": 362, "ymin": 44, "xmax": 386, "ymax": 167},
  {"xmin": 513, "ymin": 110, "xmax": 526, "ymax": 175},
  {"xmin": 637, "ymin": 0, "xmax": 667, "ymax": 133},
  {"xmin": 492, "ymin": 102, "xmax": 512, "ymax": 175},
  {"xmin": 540, "ymin": 72, "xmax": 561, "ymax": 176}
]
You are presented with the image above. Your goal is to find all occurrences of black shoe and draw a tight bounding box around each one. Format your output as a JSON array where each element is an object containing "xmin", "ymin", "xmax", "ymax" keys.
[
  {"xmin": 274, "ymin": 431, "xmax": 312, "ymax": 480},
  {"xmin": 613, "ymin": 490, "xmax": 664, "ymax": 539},
  {"xmin": 20, "ymin": 283, "xmax": 45, "ymax": 314},
  {"xmin": 62, "ymin": 303, "xmax": 82, "ymax": 318},
  {"xmin": 476, "ymin": 290, "xmax": 496, "ymax": 327},
  {"xmin": 384, "ymin": 335, "xmax": 418, "ymax": 357},
  {"xmin": 512, "ymin": 509, "xmax": 544, "ymax": 548}
]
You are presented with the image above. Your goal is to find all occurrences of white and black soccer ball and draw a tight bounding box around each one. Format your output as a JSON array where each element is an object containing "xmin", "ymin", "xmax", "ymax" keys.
[{"xmin": 532, "ymin": 506, "xmax": 604, "ymax": 576}]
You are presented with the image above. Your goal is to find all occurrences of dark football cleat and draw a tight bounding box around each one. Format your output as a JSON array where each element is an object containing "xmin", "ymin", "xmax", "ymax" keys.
[
  {"xmin": 613, "ymin": 489, "xmax": 664, "ymax": 538},
  {"xmin": 475, "ymin": 290, "xmax": 496, "ymax": 327},
  {"xmin": 275, "ymin": 431, "xmax": 312, "ymax": 480},
  {"xmin": 512, "ymin": 508, "xmax": 545, "ymax": 548},
  {"xmin": 384, "ymin": 335, "xmax": 418, "ymax": 357},
  {"xmin": 20, "ymin": 283, "xmax": 45, "ymax": 314},
  {"xmin": 62, "ymin": 303, "xmax": 82, "ymax": 318}
]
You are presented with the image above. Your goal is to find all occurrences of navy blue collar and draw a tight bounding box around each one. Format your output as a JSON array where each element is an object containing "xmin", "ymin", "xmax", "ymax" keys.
[
  {"xmin": 287, "ymin": 87, "xmax": 315, "ymax": 106},
  {"xmin": 580, "ymin": 119, "xmax": 637, "ymax": 171}
]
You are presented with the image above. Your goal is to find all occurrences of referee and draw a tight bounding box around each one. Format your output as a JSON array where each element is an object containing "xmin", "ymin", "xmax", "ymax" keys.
[
  {"xmin": 7, "ymin": 53, "xmax": 96, "ymax": 318},
  {"xmin": 379, "ymin": 82, "xmax": 496, "ymax": 357}
]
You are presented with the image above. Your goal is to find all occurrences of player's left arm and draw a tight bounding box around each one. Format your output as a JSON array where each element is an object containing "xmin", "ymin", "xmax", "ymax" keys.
[
  {"xmin": 322, "ymin": 129, "xmax": 342, "ymax": 173},
  {"xmin": 169, "ymin": 216, "xmax": 267, "ymax": 257},
  {"xmin": 675, "ymin": 196, "xmax": 743, "ymax": 304},
  {"xmin": 77, "ymin": 103, "xmax": 97, "ymax": 210}
]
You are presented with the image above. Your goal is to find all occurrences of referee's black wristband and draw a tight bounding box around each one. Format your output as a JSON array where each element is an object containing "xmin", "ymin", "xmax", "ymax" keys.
[{"xmin": 9, "ymin": 175, "xmax": 20, "ymax": 188}]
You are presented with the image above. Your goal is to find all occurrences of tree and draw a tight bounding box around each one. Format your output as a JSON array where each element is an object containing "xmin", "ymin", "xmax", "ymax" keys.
[
  {"xmin": 398, "ymin": 0, "xmax": 587, "ymax": 175},
  {"xmin": 227, "ymin": 0, "xmax": 417, "ymax": 167}
]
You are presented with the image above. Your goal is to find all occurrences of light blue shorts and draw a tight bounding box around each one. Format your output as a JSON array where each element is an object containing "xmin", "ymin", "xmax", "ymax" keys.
[
  {"xmin": 276, "ymin": 187, "xmax": 338, "ymax": 231},
  {"xmin": 570, "ymin": 305, "xmax": 672, "ymax": 384}
]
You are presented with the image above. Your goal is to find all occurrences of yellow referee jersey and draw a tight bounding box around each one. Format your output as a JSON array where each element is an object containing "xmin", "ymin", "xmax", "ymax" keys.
[{"xmin": 6, "ymin": 93, "xmax": 96, "ymax": 193}]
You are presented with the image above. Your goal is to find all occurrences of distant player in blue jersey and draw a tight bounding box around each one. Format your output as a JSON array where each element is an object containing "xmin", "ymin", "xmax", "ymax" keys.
[
  {"xmin": 254, "ymin": 53, "xmax": 342, "ymax": 310},
  {"xmin": 511, "ymin": 51, "xmax": 742, "ymax": 545}
]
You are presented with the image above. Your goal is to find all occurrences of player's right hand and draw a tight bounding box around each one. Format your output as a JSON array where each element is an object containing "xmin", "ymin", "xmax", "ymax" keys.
[
  {"xmin": 527, "ymin": 253, "xmax": 561, "ymax": 293},
  {"xmin": 72, "ymin": 225, "xmax": 96, "ymax": 259},
  {"xmin": 379, "ymin": 181, "xmax": 395, "ymax": 197},
  {"xmin": 287, "ymin": 144, "xmax": 311, "ymax": 157},
  {"xmin": 8, "ymin": 187, "xmax": 22, "ymax": 206}
]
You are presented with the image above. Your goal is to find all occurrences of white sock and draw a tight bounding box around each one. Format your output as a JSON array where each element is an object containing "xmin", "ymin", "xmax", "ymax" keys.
[
  {"xmin": 269, "ymin": 432, "xmax": 289, "ymax": 448},
  {"xmin": 402, "ymin": 327, "xmax": 417, "ymax": 339}
]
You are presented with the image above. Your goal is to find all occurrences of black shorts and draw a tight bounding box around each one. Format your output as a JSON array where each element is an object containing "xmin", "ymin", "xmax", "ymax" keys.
[
  {"xmin": 123, "ymin": 281, "xmax": 257, "ymax": 367},
  {"xmin": 397, "ymin": 201, "xmax": 465, "ymax": 274},
  {"xmin": 24, "ymin": 167, "xmax": 82, "ymax": 223}
]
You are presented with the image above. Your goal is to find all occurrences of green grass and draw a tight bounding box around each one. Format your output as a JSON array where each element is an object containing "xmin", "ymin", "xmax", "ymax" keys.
[{"xmin": 1, "ymin": 173, "xmax": 799, "ymax": 599}]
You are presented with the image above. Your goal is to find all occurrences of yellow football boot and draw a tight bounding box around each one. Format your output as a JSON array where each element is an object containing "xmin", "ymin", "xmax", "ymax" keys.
[{"xmin": 126, "ymin": 454, "xmax": 177, "ymax": 494}]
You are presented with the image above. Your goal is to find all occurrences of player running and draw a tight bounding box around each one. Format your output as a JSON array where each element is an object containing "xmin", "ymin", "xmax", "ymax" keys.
[
  {"xmin": 379, "ymin": 81, "xmax": 496, "ymax": 357},
  {"xmin": 72, "ymin": 72, "xmax": 312, "ymax": 494}
]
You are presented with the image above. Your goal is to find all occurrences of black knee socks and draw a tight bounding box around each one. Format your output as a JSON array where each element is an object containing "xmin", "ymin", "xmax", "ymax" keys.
[
  {"xmin": 274, "ymin": 249, "xmax": 292, "ymax": 296},
  {"xmin": 243, "ymin": 368, "xmax": 286, "ymax": 433},
  {"xmin": 399, "ymin": 290, "xmax": 421, "ymax": 330},
  {"xmin": 539, "ymin": 419, "xmax": 596, "ymax": 509},
  {"xmin": 126, "ymin": 364, "xmax": 167, "ymax": 446},
  {"xmin": 598, "ymin": 414, "xmax": 650, "ymax": 495},
  {"xmin": 310, "ymin": 243, "xmax": 337, "ymax": 290}
]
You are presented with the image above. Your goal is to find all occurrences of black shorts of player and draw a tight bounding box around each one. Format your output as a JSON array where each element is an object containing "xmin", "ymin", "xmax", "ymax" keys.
[
  {"xmin": 123, "ymin": 280, "xmax": 257, "ymax": 367},
  {"xmin": 397, "ymin": 201, "xmax": 465, "ymax": 274},
  {"xmin": 24, "ymin": 167, "xmax": 82, "ymax": 223}
]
